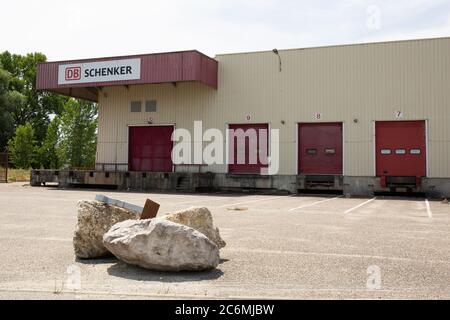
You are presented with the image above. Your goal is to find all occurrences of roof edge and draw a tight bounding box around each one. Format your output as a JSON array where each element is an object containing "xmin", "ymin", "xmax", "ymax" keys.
[
  {"xmin": 38, "ymin": 50, "xmax": 217, "ymax": 66},
  {"xmin": 214, "ymin": 36, "xmax": 450, "ymax": 57}
]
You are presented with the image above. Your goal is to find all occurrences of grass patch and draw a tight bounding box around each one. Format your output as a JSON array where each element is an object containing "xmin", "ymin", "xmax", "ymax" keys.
[
  {"xmin": 7, "ymin": 169, "xmax": 30, "ymax": 182},
  {"xmin": 227, "ymin": 207, "xmax": 248, "ymax": 211}
]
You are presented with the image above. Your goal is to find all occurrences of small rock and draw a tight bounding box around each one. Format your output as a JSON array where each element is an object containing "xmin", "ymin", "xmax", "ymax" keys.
[
  {"xmin": 103, "ymin": 219, "xmax": 220, "ymax": 271},
  {"xmin": 159, "ymin": 207, "xmax": 226, "ymax": 249},
  {"xmin": 73, "ymin": 200, "xmax": 140, "ymax": 259}
]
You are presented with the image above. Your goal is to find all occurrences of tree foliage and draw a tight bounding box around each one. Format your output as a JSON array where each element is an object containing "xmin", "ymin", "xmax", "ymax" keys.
[
  {"xmin": 7, "ymin": 123, "xmax": 37, "ymax": 169},
  {"xmin": 1, "ymin": 51, "xmax": 97, "ymax": 170},
  {"xmin": 38, "ymin": 116, "xmax": 61, "ymax": 169},
  {"xmin": 0, "ymin": 51, "xmax": 67, "ymax": 149},
  {"xmin": 0, "ymin": 67, "xmax": 25, "ymax": 151},
  {"xmin": 59, "ymin": 99, "xmax": 97, "ymax": 169}
]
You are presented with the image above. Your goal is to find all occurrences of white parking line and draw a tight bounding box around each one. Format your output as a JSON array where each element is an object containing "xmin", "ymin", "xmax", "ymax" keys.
[
  {"xmin": 217, "ymin": 196, "xmax": 289, "ymax": 208},
  {"xmin": 425, "ymin": 199, "xmax": 433, "ymax": 219},
  {"xmin": 344, "ymin": 197, "xmax": 376, "ymax": 214},
  {"xmin": 288, "ymin": 196, "xmax": 342, "ymax": 212}
]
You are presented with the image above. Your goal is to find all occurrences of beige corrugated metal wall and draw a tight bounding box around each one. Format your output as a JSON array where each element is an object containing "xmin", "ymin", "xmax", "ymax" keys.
[{"xmin": 96, "ymin": 37, "xmax": 450, "ymax": 177}]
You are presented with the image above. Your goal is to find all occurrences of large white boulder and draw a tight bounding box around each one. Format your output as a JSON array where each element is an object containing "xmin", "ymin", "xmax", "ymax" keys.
[
  {"xmin": 159, "ymin": 207, "xmax": 226, "ymax": 249},
  {"xmin": 73, "ymin": 200, "xmax": 140, "ymax": 259},
  {"xmin": 103, "ymin": 219, "xmax": 220, "ymax": 271}
]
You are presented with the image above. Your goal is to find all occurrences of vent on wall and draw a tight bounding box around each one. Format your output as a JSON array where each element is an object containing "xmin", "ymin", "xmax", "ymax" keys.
[
  {"xmin": 131, "ymin": 101, "xmax": 142, "ymax": 112},
  {"xmin": 146, "ymin": 100, "xmax": 157, "ymax": 112}
]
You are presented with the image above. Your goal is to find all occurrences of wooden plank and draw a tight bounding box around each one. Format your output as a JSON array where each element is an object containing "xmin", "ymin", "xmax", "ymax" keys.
[{"xmin": 140, "ymin": 199, "xmax": 160, "ymax": 220}]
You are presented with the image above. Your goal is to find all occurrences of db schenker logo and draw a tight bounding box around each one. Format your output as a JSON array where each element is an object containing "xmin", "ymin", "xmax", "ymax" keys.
[{"xmin": 65, "ymin": 67, "xmax": 81, "ymax": 81}]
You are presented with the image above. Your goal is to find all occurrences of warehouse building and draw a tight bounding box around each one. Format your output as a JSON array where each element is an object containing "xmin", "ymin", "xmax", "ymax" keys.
[{"xmin": 33, "ymin": 37, "xmax": 450, "ymax": 198}]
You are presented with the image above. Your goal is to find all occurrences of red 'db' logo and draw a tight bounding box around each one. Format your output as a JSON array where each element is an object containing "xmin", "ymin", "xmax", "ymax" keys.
[{"xmin": 65, "ymin": 67, "xmax": 81, "ymax": 81}]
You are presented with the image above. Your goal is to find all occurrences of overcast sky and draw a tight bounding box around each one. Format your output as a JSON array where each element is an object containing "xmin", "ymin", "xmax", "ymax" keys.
[{"xmin": 1, "ymin": 0, "xmax": 450, "ymax": 61}]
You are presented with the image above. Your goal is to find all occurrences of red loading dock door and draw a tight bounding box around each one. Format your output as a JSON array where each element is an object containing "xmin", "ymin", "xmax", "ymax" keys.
[
  {"xmin": 128, "ymin": 126, "xmax": 174, "ymax": 172},
  {"xmin": 298, "ymin": 123, "xmax": 343, "ymax": 174},
  {"xmin": 228, "ymin": 124, "xmax": 269, "ymax": 174},
  {"xmin": 375, "ymin": 121, "xmax": 426, "ymax": 178}
]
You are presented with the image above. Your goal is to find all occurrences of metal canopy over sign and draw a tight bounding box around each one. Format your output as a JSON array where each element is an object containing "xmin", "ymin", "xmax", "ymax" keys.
[
  {"xmin": 57, "ymin": 58, "xmax": 141, "ymax": 85},
  {"xmin": 37, "ymin": 51, "xmax": 218, "ymax": 102}
]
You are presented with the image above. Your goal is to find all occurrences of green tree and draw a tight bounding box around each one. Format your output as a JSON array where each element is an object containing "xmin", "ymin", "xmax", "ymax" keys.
[
  {"xmin": 59, "ymin": 99, "xmax": 97, "ymax": 168},
  {"xmin": 0, "ymin": 67, "xmax": 25, "ymax": 151},
  {"xmin": 7, "ymin": 123, "xmax": 37, "ymax": 169},
  {"xmin": 38, "ymin": 116, "xmax": 61, "ymax": 169},
  {"xmin": 0, "ymin": 51, "xmax": 67, "ymax": 144}
]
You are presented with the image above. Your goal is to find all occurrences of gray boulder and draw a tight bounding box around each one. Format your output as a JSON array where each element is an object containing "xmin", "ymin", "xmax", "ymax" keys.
[
  {"xmin": 159, "ymin": 207, "xmax": 226, "ymax": 249},
  {"xmin": 103, "ymin": 219, "xmax": 220, "ymax": 271},
  {"xmin": 73, "ymin": 200, "xmax": 140, "ymax": 259}
]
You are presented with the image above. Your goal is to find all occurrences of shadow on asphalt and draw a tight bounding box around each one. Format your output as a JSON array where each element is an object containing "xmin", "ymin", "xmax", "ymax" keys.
[
  {"xmin": 76, "ymin": 256, "xmax": 118, "ymax": 265},
  {"xmin": 106, "ymin": 260, "xmax": 226, "ymax": 282},
  {"xmin": 46, "ymin": 186, "xmax": 255, "ymax": 198}
]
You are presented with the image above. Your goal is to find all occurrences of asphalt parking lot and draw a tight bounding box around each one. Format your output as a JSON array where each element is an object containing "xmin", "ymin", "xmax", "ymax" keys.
[{"xmin": 0, "ymin": 182, "xmax": 449, "ymax": 299}]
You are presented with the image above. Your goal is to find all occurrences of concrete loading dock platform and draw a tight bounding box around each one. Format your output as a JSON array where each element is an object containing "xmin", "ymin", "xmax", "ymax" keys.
[{"xmin": 33, "ymin": 37, "xmax": 450, "ymax": 198}]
